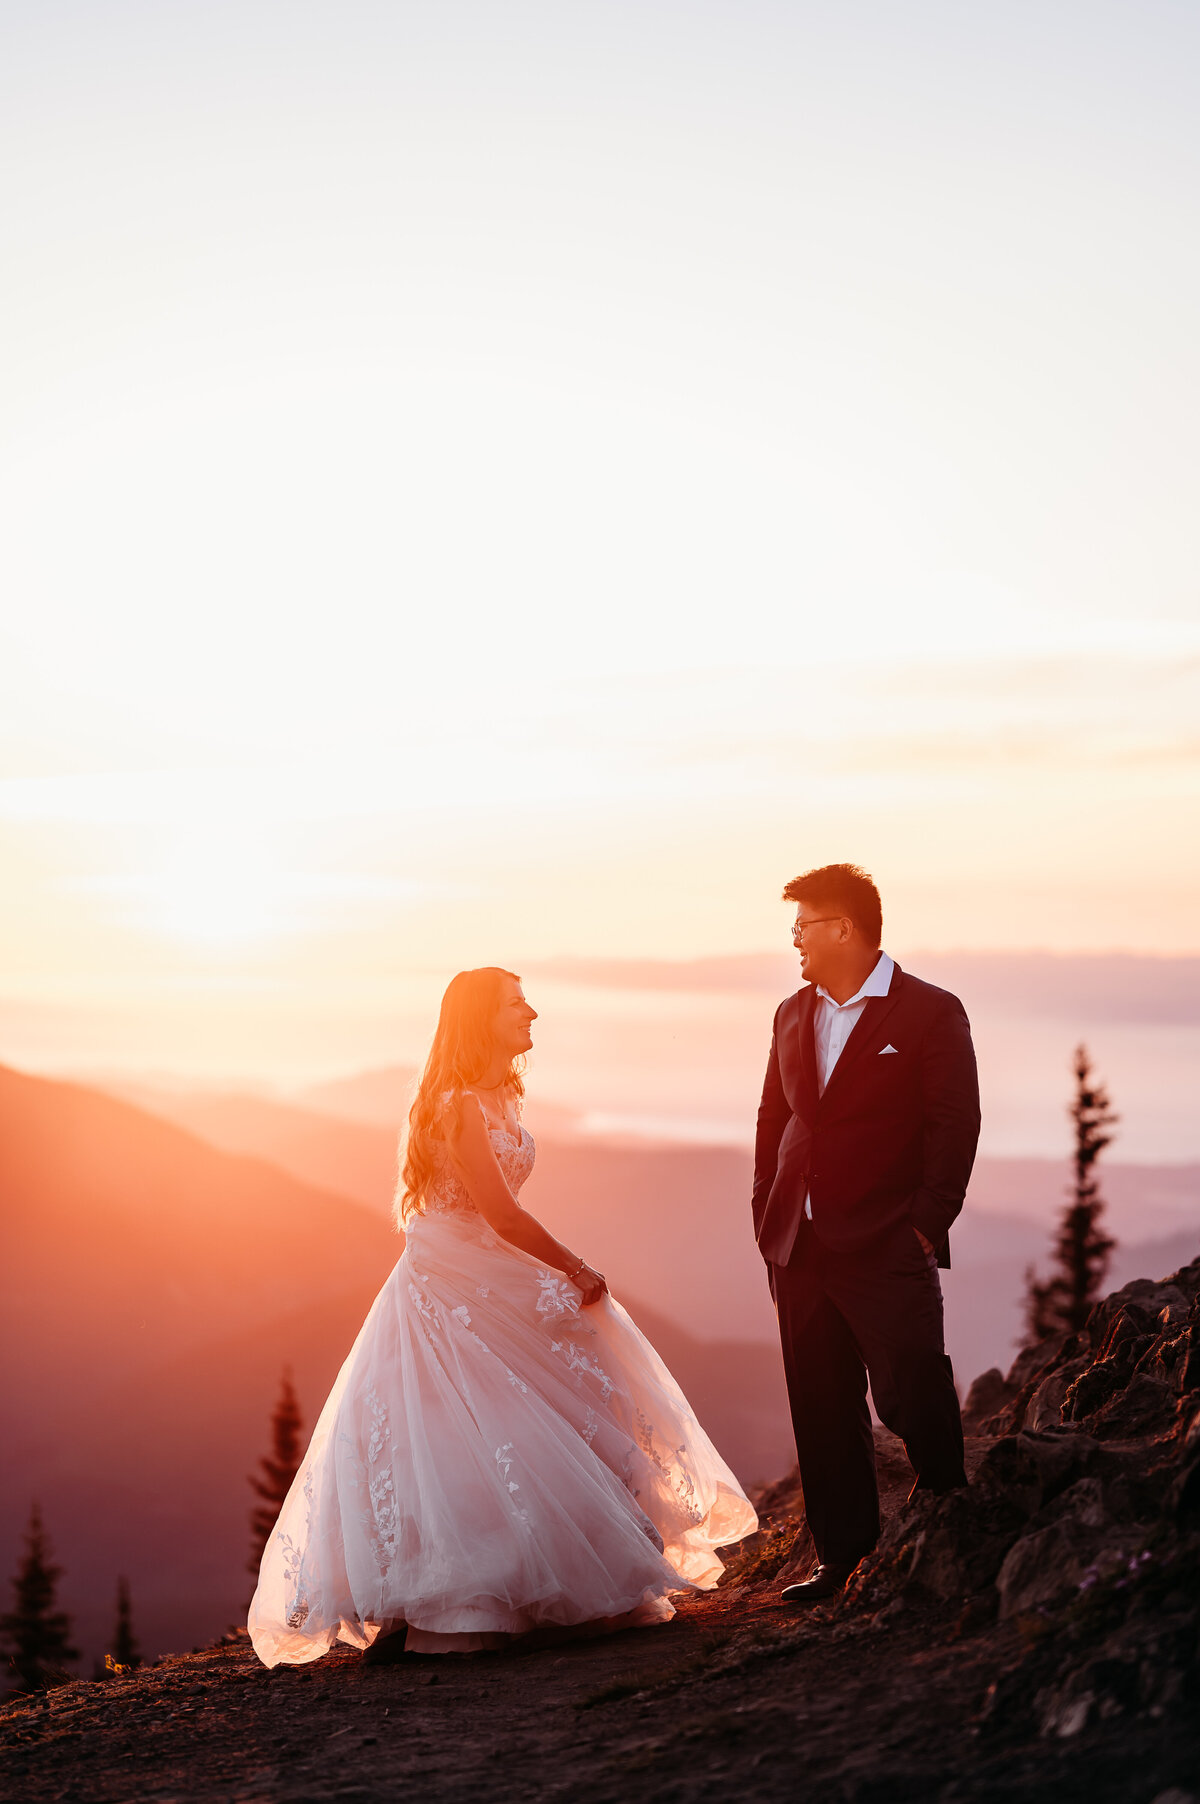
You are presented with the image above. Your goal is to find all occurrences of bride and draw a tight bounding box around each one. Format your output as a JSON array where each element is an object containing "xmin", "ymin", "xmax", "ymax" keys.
[{"xmin": 249, "ymin": 966, "xmax": 757, "ymax": 1664}]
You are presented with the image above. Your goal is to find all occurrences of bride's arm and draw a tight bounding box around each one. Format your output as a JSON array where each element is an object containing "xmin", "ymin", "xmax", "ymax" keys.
[{"xmin": 447, "ymin": 1099, "xmax": 607, "ymax": 1303}]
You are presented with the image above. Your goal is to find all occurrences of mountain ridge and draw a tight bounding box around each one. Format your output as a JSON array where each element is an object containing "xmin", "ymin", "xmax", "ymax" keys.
[
  {"xmin": 3, "ymin": 1255, "xmax": 1197, "ymax": 1801},
  {"xmin": 0, "ymin": 1063, "xmax": 790, "ymax": 1668}
]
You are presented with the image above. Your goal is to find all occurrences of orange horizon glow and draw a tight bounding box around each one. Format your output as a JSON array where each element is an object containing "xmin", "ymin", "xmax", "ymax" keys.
[{"xmin": 1, "ymin": 0, "xmax": 1197, "ymax": 1150}]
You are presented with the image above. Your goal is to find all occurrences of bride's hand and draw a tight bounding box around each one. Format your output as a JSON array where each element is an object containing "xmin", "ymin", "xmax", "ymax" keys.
[{"xmin": 573, "ymin": 1264, "xmax": 608, "ymax": 1306}]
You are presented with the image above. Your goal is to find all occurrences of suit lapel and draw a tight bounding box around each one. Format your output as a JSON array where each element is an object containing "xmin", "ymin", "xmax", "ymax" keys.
[
  {"xmin": 818, "ymin": 965, "xmax": 906, "ymax": 1105},
  {"xmin": 794, "ymin": 985, "xmax": 820, "ymax": 1111}
]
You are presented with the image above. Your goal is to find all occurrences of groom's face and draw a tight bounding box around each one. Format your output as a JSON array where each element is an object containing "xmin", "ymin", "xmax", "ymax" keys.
[{"xmin": 791, "ymin": 908, "xmax": 845, "ymax": 984}]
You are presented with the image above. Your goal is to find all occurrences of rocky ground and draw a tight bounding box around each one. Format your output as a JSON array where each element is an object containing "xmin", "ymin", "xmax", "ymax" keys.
[{"xmin": 3, "ymin": 1260, "xmax": 1199, "ymax": 1804}]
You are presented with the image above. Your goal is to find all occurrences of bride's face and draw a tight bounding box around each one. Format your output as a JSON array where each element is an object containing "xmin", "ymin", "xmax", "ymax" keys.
[{"xmin": 494, "ymin": 979, "xmax": 538, "ymax": 1058}]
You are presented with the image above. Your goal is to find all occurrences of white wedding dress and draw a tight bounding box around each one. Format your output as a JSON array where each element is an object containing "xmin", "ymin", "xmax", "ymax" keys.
[{"xmin": 248, "ymin": 1104, "xmax": 757, "ymax": 1664}]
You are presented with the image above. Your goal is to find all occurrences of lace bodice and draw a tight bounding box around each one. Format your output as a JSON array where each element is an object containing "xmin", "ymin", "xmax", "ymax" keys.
[{"xmin": 423, "ymin": 1099, "xmax": 536, "ymax": 1216}]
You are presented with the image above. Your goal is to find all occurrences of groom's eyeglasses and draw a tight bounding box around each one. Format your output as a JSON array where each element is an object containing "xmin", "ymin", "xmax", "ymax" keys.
[{"xmin": 792, "ymin": 916, "xmax": 841, "ymax": 940}]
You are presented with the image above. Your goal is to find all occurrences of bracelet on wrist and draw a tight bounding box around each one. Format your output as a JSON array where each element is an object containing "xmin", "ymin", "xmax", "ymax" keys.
[{"xmin": 567, "ymin": 1256, "xmax": 587, "ymax": 1280}]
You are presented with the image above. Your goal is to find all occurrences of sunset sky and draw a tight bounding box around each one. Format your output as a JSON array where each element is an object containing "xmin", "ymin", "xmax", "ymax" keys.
[{"xmin": 2, "ymin": 1, "xmax": 1198, "ymax": 1117}]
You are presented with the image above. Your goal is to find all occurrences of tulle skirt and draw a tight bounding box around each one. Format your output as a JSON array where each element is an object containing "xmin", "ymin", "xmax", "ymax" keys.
[{"xmin": 248, "ymin": 1206, "xmax": 757, "ymax": 1664}]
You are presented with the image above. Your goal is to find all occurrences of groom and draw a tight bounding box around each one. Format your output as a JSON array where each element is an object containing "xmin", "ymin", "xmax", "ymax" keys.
[{"xmin": 752, "ymin": 863, "xmax": 980, "ymax": 1604}]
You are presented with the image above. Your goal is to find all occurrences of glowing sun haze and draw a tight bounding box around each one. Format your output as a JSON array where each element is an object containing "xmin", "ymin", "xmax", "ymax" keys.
[{"xmin": 1, "ymin": 0, "xmax": 1198, "ymax": 1085}]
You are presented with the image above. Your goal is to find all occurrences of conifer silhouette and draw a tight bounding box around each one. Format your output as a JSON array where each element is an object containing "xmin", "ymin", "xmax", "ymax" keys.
[
  {"xmin": 1023, "ymin": 1044, "xmax": 1118, "ymax": 1343},
  {"xmin": 0, "ymin": 1504, "xmax": 79, "ymax": 1693},
  {"xmin": 109, "ymin": 1574, "xmax": 140, "ymax": 1673},
  {"xmin": 248, "ymin": 1369, "xmax": 304, "ymax": 1579}
]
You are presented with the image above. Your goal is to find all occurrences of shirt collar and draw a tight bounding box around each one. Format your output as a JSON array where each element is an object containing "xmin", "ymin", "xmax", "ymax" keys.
[{"xmin": 816, "ymin": 950, "xmax": 895, "ymax": 1011}]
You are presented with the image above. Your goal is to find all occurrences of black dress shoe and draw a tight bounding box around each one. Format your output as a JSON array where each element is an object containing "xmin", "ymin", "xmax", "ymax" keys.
[{"xmin": 780, "ymin": 1563, "xmax": 852, "ymax": 1606}]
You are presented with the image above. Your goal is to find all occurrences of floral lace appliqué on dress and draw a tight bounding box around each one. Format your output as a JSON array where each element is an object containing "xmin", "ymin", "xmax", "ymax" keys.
[
  {"xmin": 423, "ymin": 1100, "xmax": 536, "ymax": 1216},
  {"xmin": 248, "ymin": 1098, "xmax": 758, "ymax": 1668}
]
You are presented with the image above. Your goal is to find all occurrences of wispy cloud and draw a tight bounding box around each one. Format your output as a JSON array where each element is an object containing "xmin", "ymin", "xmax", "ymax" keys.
[{"xmin": 526, "ymin": 951, "xmax": 1200, "ymax": 1027}]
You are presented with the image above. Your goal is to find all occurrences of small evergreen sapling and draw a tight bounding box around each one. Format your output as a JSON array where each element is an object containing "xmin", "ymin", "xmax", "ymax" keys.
[
  {"xmin": 248, "ymin": 1369, "xmax": 304, "ymax": 1580},
  {"xmin": 104, "ymin": 1574, "xmax": 141, "ymax": 1675},
  {"xmin": 1023, "ymin": 1044, "xmax": 1118, "ymax": 1343},
  {"xmin": 0, "ymin": 1504, "xmax": 79, "ymax": 1693}
]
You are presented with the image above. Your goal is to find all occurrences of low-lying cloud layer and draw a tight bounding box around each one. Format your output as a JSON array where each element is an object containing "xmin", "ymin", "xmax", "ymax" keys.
[{"xmin": 526, "ymin": 951, "xmax": 1200, "ymax": 1026}]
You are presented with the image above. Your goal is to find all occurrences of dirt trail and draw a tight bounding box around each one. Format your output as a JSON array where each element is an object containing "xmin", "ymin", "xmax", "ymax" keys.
[
  {"xmin": 7, "ymin": 1260, "xmax": 1200, "ymax": 1804},
  {"xmin": 1, "ymin": 1577, "xmax": 1192, "ymax": 1804}
]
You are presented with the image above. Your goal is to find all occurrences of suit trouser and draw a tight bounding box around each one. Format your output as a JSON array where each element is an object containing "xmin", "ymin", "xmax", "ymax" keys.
[{"xmin": 769, "ymin": 1217, "xmax": 966, "ymax": 1571}]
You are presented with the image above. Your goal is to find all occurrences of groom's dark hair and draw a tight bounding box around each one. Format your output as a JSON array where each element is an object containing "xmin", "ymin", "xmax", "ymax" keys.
[{"xmin": 782, "ymin": 864, "xmax": 883, "ymax": 948}]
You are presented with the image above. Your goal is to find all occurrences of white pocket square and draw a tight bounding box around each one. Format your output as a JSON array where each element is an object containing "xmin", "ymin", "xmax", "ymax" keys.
[{"xmin": 879, "ymin": 1044, "xmax": 899, "ymax": 1055}]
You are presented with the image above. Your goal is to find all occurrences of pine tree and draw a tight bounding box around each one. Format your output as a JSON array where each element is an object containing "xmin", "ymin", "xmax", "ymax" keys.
[
  {"xmin": 248, "ymin": 1369, "xmax": 304, "ymax": 1579},
  {"xmin": 0, "ymin": 1504, "xmax": 80, "ymax": 1693},
  {"xmin": 106, "ymin": 1574, "xmax": 141, "ymax": 1674},
  {"xmin": 1022, "ymin": 1044, "xmax": 1118, "ymax": 1343}
]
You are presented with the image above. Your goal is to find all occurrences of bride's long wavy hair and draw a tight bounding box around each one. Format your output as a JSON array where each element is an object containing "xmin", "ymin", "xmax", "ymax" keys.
[{"xmin": 394, "ymin": 966, "xmax": 526, "ymax": 1226}]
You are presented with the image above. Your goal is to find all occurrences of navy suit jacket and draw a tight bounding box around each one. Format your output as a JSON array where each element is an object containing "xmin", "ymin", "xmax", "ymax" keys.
[{"xmin": 752, "ymin": 962, "xmax": 981, "ymax": 1270}]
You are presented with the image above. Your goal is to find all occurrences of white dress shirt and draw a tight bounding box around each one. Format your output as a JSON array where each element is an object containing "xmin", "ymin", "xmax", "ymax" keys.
[{"xmin": 805, "ymin": 950, "xmax": 895, "ymax": 1219}]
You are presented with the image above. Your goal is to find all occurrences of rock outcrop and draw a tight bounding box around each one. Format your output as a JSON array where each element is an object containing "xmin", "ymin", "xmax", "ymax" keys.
[{"xmin": 840, "ymin": 1256, "xmax": 1200, "ymax": 1742}]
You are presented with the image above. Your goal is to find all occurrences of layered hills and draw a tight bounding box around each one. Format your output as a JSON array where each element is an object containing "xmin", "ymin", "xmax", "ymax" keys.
[
  {"xmin": 1, "ymin": 1258, "xmax": 1196, "ymax": 1801},
  {"xmin": 4, "ymin": 1055, "xmax": 1197, "ymax": 1676},
  {"xmin": 102, "ymin": 1070, "xmax": 1200, "ymax": 1385},
  {"xmin": 0, "ymin": 1065, "xmax": 789, "ymax": 1670}
]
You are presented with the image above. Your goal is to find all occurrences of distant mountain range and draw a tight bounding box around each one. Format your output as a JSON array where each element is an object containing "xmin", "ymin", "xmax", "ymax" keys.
[
  {"xmin": 4, "ymin": 1055, "xmax": 1195, "ymax": 1672},
  {"xmin": 15, "ymin": 947, "xmax": 1200, "ymax": 1164},
  {"xmin": 105, "ymin": 1067, "xmax": 1200, "ymax": 1372},
  {"xmin": 0, "ymin": 1064, "xmax": 792, "ymax": 1671}
]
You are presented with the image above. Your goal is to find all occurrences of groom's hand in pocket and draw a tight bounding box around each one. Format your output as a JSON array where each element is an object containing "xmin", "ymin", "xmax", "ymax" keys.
[{"xmin": 912, "ymin": 1226, "xmax": 935, "ymax": 1257}]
